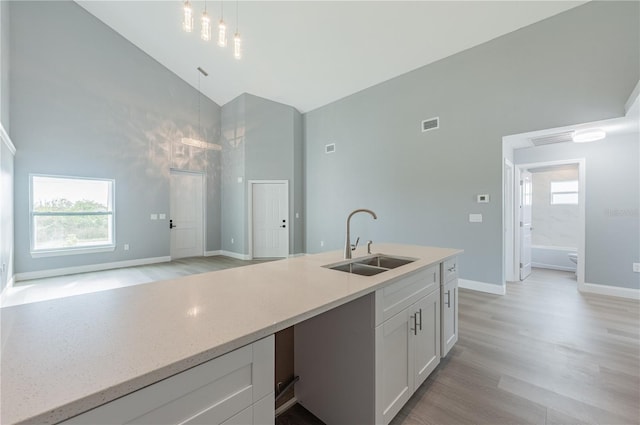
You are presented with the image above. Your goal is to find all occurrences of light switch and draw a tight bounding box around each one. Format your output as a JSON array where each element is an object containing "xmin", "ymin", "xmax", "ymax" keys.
[
  {"xmin": 469, "ymin": 214, "xmax": 483, "ymax": 223},
  {"xmin": 159, "ymin": 213, "xmax": 166, "ymax": 220},
  {"xmin": 150, "ymin": 214, "xmax": 158, "ymax": 220}
]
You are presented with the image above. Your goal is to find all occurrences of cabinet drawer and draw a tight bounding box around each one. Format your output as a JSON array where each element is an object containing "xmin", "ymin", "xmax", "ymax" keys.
[
  {"xmin": 375, "ymin": 265, "xmax": 439, "ymax": 326},
  {"xmin": 442, "ymin": 257, "xmax": 458, "ymax": 283},
  {"xmin": 62, "ymin": 336, "xmax": 274, "ymax": 425}
]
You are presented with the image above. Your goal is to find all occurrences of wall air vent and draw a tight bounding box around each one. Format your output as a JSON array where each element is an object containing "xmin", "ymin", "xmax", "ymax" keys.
[
  {"xmin": 530, "ymin": 131, "xmax": 574, "ymax": 146},
  {"xmin": 325, "ymin": 143, "xmax": 336, "ymax": 154},
  {"xmin": 421, "ymin": 117, "xmax": 440, "ymax": 132}
]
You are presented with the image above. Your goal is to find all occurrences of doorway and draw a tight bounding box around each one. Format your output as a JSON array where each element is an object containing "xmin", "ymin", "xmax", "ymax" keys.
[
  {"xmin": 513, "ymin": 159, "xmax": 585, "ymax": 285},
  {"xmin": 248, "ymin": 180, "xmax": 289, "ymax": 259},
  {"xmin": 170, "ymin": 170, "xmax": 204, "ymax": 259}
]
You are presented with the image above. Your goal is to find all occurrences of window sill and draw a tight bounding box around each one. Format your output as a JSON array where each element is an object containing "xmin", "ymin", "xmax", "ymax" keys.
[{"xmin": 31, "ymin": 245, "xmax": 116, "ymax": 258}]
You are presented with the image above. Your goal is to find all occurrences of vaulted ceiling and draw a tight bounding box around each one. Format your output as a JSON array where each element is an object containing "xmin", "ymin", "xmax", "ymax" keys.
[{"xmin": 77, "ymin": 1, "xmax": 587, "ymax": 112}]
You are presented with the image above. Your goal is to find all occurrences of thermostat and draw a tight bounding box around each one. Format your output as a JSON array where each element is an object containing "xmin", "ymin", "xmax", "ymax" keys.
[{"xmin": 477, "ymin": 194, "xmax": 490, "ymax": 203}]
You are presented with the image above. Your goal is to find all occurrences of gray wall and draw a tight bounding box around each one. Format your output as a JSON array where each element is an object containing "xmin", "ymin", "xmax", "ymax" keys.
[
  {"xmin": 11, "ymin": 1, "xmax": 222, "ymax": 274},
  {"xmin": 515, "ymin": 133, "xmax": 639, "ymax": 290},
  {"xmin": 303, "ymin": 1, "xmax": 639, "ymax": 287},
  {"xmin": 1, "ymin": 0, "xmax": 9, "ymax": 132},
  {"xmin": 221, "ymin": 93, "xmax": 304, "ymax": 256}
]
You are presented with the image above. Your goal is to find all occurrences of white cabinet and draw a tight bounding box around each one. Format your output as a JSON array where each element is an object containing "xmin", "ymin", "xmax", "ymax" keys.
[
  {"xmin": 441, "ymin": 257, "xmax": 459, "ymax": 357},
  {"xmin": 62, "ymin": 336, "xmax": 274, "ymax": 425},
  {"xmin": 375, "ymin": 287, "xmax": 440, "ymax": 424},
  {"xmin": 295, "ymin": 265, "xmax": 441, "ymax": 425}
]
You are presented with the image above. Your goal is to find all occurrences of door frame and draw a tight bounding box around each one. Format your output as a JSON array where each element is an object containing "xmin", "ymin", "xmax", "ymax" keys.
[
  {"xmin": 169, "ymin": 168, "xmax": 206, "ymax": 259},
  {"xmin": 247, "ymin": 180, "xmax": 289, "ymax": 260},
  {"xmin": 503, "ymin": 158, "xmax": 516, "ymax": 282},
  {"xmin": 513, "ymin": 159, "xmax": 585, "ymax": 286}
]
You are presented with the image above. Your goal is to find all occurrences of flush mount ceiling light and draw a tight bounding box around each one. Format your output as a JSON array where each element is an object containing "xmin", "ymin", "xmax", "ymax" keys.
[
  {"xmin": 182, "ymin": 0, "xmax": 242, "ymax": 60},
  {"xmin": 572, "ymin": 128, "xmax": 607, "ymax": 143}
]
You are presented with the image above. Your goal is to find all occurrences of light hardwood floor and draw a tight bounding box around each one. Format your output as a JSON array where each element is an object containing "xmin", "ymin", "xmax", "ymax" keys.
[
  {"xmin": 390, "ymin": 268, "xmax": 640, "ymax": 425},
  {"xmin": 1, "ymin": 256, "xmax": 270, "ymax": 307}
]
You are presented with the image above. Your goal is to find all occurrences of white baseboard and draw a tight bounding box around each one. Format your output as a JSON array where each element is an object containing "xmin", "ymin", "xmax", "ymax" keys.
[
  {"xmin": 289, "ymin": 253, "xmax": 306, "ymax": 258},
  {"xmin": 532, "ymin": 262, "xmax": 576, "ymax": 272},
  {"xmin": 579, "ymin": 281, "xmax": 640, "ymax": 300},
  {"xmin": 14, "ymin": 256, "xmax": 171, "ymax": 282},
  {"xmin": 275, "ymin": 396, "xmax": 298, "ymax": 417},
  {"xmin": 459, "ymin": 279, "xmax": 506, "ymax": 295},
  {"xmin": 204, "ymin": 250, "xmax": 222, "ymax": 257},
  {"xmin": 219, "ymin": 250, "xmax": 251, "ymax": 261}
]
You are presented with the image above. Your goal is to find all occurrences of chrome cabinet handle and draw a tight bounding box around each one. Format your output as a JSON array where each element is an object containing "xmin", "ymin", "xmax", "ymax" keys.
[
  {"xmin": 418, "ymin": 308, "xmax": 423, "ymax": 331},
  {"xmin": 410, "ymin": 314, "xmax": 417, "ymax": 335},
  {"xmin": 448, "ymin": 264, "xmax": 456, "ymax": 272},
  {"xmin": 446, "ymin": 290, "xmax": 451, "ymax": 308}
]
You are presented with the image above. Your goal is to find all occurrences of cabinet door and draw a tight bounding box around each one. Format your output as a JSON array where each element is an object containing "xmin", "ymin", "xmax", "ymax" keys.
[
  {"xmin": 375, "ymin": 308, "xmax": 413, "ymax": 425},
  {"xmin": 413, "ymin": 288, "xmax": 440, "ymax": 389},
  {"xmin": 441, "ymin": 279, "xmax": 458, "ymax": 357}
]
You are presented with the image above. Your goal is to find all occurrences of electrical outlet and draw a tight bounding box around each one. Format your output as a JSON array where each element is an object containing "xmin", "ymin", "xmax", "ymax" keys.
[
  {"xmin": 150, "ymin": 214, "xmax": 158, "ymax": 220},
  {"xmin": 124, "ymin": 244, "xmax": 130, "ymax": 251},
  {"xmin": 633, "ymin": 263, "xmax": 640, "ymax": 273},
  {"xmin": 231, "ymin": 238, "xmax": 234, "ymax": 244},
  {"xmin": 320, "ymin": 240, "xmax": 324, "ymax": 247}
]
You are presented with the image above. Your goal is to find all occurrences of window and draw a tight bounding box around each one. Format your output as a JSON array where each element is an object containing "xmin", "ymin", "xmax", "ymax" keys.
[
  {"xmin": 550, "ymin": 180, "xmax": 578, "ymax": 205},
  {"xmin": 30, "ymin": 175, "xmax": 115, "ymax": 256}
]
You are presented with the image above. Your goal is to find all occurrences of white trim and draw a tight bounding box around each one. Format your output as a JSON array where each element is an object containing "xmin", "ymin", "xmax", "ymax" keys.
[
  {"xmin": 14, "ymin": 256, "xmax": 171, "ymax": 282},
  {"xmin": 288, "ymin": 253, "xmax": 306, "ymax": 258},
  {"xmin": 531, "ymin": 262, "xmax": 576, "ymax": 272},
  {"xmin": 0, "ymin": 122, "xmax": 16, "ymax": 154},
  {"xmin": 503, "ymin": 158, "xmax": 516, "ymax": 282},
  {"xmin": 204, "ymin": 250, "xmax": 222, "ymax": 257},
  {"xmin": 219, "ymin": 250, "xmax": 251, "ymax": 261},
  {"xmin": 248, "ymin": 180, "xmax": 290, "ymax": 260},
  {"xmin": 31, "ymin": 245, "xmax": 116, "ymax": 258},
  {"xmin": 275, "ymin": 396, "xmax": 298, "ymax": 417},
  {"xmin": 459, "ymin": 279, "xmax": 506, "ymax": 295},
  {"xmin": 513, "ymin": 159, "xmax": 586, "ymax": 287},
  {"xmin": 579, "ymin": 281, "xmax": 640, "ymax": 300},
  {"xmin": 1, "ymin": 274, "xmax": 15, "ymax": 299}
]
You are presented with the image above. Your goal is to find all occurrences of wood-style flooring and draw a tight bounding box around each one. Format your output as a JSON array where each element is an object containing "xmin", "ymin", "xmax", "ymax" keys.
[
  {"xmin": 1, "ymin": 256, "xmax": 271, "ymax": 307},
  {"xmin": 280, "ymin": 268, "xmax": 640, "ymax": 425}
]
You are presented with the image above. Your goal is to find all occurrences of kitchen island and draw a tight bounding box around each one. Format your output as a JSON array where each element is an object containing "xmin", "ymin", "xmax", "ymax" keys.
[{"xmin": 0, "ymin": 244, "xmax": 461, "ymax": 425}]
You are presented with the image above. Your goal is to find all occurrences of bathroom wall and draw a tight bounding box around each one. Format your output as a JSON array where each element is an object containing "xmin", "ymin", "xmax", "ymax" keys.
[{"xmin": 531, "ymin": 167, "xmax": 579, "ymax": 248}]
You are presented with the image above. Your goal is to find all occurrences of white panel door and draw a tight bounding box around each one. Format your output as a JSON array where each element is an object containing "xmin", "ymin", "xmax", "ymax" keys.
[
  {"xmin": 170, "ymin": 171, "xmax": 204, "ymax": 259},
  {"xmin": 520, "ymin": 170, "xmax": 533, "ymax": 280},
  {"xmin": 252, "ymin": 182, "xmax": 288, "ymax": 258}
]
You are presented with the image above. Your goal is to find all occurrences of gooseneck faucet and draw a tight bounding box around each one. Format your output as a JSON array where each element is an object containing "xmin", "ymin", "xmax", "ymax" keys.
[{"xmin": 344, "ymin": 208, "xmax": 378, "ymax": 259}]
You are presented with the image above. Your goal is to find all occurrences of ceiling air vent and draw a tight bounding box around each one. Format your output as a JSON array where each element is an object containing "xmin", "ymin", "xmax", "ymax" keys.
[
  {"xmin": 421, "ymin": 117, "xmax": 439, "ymax": 132},
  {"xmin": 530, "ymin": 131, "xmax": 574, "ymax": 146}
]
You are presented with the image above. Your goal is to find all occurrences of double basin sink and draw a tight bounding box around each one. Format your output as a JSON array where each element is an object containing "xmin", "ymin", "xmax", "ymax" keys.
[{"xmin": 323, "ymin": 254, "xmax": 417, "ymax": 276}]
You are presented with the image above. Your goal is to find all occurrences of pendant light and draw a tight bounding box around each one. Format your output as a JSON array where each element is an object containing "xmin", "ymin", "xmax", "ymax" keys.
[
  {"xmin": 201, "ymin": 1, "xmax": 211, "ymax": 41},
  {"xmin": 233, "ymin": 0, "xmax": 241, "ymax": 60},
  {"xmin": 218, "ymin": 1, "xmax": 227, "ymax": 47},
  {"xmin": 182, "ymin": 0, "xmax": 194, "ymax": 33},
  {"xmin": 181, "ymin": 67, "xmax": 222, "ymax": 151}
]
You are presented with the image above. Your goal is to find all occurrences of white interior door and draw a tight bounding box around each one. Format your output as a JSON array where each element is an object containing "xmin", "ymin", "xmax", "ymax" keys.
[
  {"xmin": 520, "ymin": 170, "xmax": 533, "ymax": 280},
  {"xmin": 170, "ymin": 170, "xmax": 204, "ymax": 259},
  {"xmin": 252, "ymin": 182, "xmax": 288, "ymax": 258}
]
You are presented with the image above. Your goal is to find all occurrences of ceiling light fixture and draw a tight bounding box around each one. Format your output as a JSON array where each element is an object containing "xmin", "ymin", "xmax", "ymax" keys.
[
  {"xmin": 218, "ymin": 1, "xmax": 227, "ymax": 47},
  {"xmin": 234, "ymin": 0, "xmax": 241, "ymax": 60},
  {"xmin": 182, "ymin": 0, "xmax": 194, "ymax": 33},
  {"xmin": 201, "ymin": 1, "xmax": 211, "ymax": 41},
  {"xmin": 572, "ymin": 128, "xmax": 606, "ymax": 143}
]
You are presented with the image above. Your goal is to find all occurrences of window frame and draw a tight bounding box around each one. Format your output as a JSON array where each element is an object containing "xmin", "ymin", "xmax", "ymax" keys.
[
  {"xmin": 550, "ymin": 180, "xmax": 579, "ymax": 205},
  {"xmin": 29, "ymin": 174, "xmax": 116, "ymax": 258}
]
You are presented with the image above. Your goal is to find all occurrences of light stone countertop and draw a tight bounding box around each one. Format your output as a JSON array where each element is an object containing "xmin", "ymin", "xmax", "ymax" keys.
[{"xmin": 0, "ymin": 244, "xmax": 461, "ymax": 425}]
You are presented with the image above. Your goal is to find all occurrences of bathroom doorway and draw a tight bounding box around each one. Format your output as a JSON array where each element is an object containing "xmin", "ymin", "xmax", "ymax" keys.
[{"xmin": 511, "ymin": 158, "xmax": 586, "ymax": 286}]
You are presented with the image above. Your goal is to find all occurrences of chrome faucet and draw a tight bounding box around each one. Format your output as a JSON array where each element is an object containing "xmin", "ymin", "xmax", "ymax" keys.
[{"xmin": 344, "ymin": 209, "xmax": 378, "ymax": 259}]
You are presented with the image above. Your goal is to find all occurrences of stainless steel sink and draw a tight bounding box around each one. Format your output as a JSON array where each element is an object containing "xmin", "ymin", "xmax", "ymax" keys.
[{"xmin": 324, "ymin": 254, "xmax": 417, "ymax": 276}]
